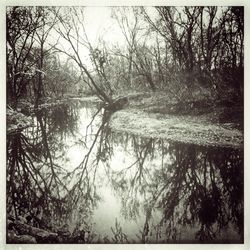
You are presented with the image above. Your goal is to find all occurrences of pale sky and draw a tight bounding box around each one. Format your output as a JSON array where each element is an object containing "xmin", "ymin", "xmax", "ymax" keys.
[
  {"xmin": 50, "ymin": 6, "xmax": 156, "ymax": 69},
  {"xmin": 83, "ymin": 7, "xmax": 122, "ymax": 45}
]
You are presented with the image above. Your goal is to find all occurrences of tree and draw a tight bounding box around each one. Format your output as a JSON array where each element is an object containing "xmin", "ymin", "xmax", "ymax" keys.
[
  {"xmin": 53, "ymin": 7, "xmax": 112, "ymax": 104},
  {"xmin": 44, "ymin": 55, "xmax": 81, "ymax": 97},
  {"xmin": 112, "ymin": 7, "xmax": 157, "ymax": 91},
  {"xmin": 140, "ymin": 6, "xmax": 243, "ymax": 100},
  {"xmin": 6, "ymin": 7, "xmax": 43, "ymax": 107},
  {"xmin": 33, "ymin": 7, "xmax": 59, "ymax": 108}
]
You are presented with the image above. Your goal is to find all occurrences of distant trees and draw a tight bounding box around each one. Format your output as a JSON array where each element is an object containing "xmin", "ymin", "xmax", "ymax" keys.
[
  {"xmin": 42, "ymin": 54, "xmax": 81, "ymax": 97},
  {"xmin": 140, "ymin": 6, "xmax": 244, "ymax": 100},
  {"xmin": 112, "ymin": 7, "xmax": 141, "ymax": 89},
  {"xmin": 53, "ymin": 7, "xmax": 113, "ymax": 104},
  {"xmin": 7, "ymin": 7, "xmax": 81, "ymax": 108},
  {"xmin": 217, "ymin": 7, "xmax": 244, "ymax": 97},
  {"xmin": 109, "ymin": 6, "xmax": 243, "ymax": 100},
  {"xmin": 112, "ymin": 7, "xmax": 157, "ymax": 91},
  {"xmin": 6, "ymin": 6, "xmax": 244, "ymax": 108}
]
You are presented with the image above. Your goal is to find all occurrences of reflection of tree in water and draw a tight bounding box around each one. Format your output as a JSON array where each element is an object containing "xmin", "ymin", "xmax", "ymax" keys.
[
  {"xmin": 109, "ymin": 135, "xmax": 243, "ymax": 243},
  {"xmin": 7, "ymin": 103, "xmax": 79, "ymax": 226},
  {"xmin": 158, "ymin": 144, "xmax": 243, "ymax": 243},
  {"xmin": 7, "ymin": 102, "xmax": 243, "ymax": 243},
  {"xmin": 49, "ymin": 102, "xmax": 79, "ymax": 137},
  {"xmin": 7, "ymin": 101, "xmax": 108, "ymax": 241},
  {"xmin": 65, "ymin": 108, "xmax": 108, "ymax": 227}
]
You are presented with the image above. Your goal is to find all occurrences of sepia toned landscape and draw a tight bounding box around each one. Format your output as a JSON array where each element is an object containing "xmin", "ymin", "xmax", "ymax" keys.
[{"xmin": 6, "ymin": 6, "xmax": 243, "ymax": 243}]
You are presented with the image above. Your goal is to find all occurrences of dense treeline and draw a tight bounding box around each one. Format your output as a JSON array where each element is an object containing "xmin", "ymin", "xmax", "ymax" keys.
[
  {"xmin": 142, "ymin": 7, "xmax": 243, "ymax": 100},
  {"xmin": 7, "ymin": 6, "xmax": 243, "ymax": 106}
]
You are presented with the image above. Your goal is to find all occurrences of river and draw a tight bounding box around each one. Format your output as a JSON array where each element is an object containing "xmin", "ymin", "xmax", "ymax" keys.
[{"xmin": 7, "ymin": 99, "xmax": 243, "ymax": 243}]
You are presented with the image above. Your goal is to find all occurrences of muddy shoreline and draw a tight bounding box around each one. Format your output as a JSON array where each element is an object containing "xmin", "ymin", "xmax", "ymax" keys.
[
  {"xmin": 9, "ymin": 95, "xmax": 243, "ymax": 148},
  {"xmin": 109, "ymin": 108, "xmax": 243, "ymax": 148}
]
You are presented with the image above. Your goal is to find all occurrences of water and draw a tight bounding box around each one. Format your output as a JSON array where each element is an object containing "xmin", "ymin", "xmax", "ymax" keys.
[{"xmin": 7, "ymin": 100, "xmax": 243, "ymax": 243}]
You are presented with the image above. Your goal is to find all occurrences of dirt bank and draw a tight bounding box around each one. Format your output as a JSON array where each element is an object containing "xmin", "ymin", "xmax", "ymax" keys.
[{"xmin": 110, "ymin": 93, "xmax": 243, "ymax": 148}]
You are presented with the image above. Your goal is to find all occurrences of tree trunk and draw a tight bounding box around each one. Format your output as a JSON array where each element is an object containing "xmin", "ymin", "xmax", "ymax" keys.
[{"xmin": 35, "ymin": 42, "xmax": 44, "ymax": 109}]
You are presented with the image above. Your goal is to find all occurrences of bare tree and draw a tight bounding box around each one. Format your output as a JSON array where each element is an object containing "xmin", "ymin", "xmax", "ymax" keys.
[
  {"xmin": 111, "ymin": 7, "xmax": 138, "ymax": 88},
  {"xmin": 33, "ymin": 7, "xmax": 59, "ymax": 108},
  {"xmin": 6, "ymin": 7, "xmax": 42, "ymax": 107},
  {"xmin": 53, "ymin": 7, "xmax": 112, "ymax": 104}
]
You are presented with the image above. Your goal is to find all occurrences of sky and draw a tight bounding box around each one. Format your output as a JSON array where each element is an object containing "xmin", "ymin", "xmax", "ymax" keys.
[
  {"xmin": 49, "ymin": 6, "xmax": 156, "ymax": 69},
  {"xmin": 82, "ymin": 7, "xmax": 156, "ymax": 44},
  {"xmin": 83, "ymin": 7, "xmax": 122, "ymax": 45}
]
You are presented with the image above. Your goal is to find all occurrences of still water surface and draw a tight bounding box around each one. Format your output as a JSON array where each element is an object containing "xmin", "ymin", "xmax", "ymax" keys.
[{"xmin": 7, "ymin": 100, "xmax": 243, "ymax": 243}]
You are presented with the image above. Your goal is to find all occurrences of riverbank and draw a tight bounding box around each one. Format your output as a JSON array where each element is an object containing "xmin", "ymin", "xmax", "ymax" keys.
[
  {"xmin": 7, "ymin": 92, "xmax": 243, "ymax": 148},
  {"xmin": 109, "ymin": 91, "xmax": 243, "ymax": 148}
]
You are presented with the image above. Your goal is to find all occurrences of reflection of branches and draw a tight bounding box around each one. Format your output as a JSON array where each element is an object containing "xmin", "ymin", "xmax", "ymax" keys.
[
  {"xmin": 7, "ymin": 101, "xmax": 81, "ymax": 230},
  {"xmin": 7, "ymin": 132, "xmax": 64, "ymax": 228},
  {"xmin": 71, "ymin": 121, "xmax": 105, "ymax": 193},
  {"xmin": 116, "ymin": 137, "xmax": 153, "ymax": 175},
  {"xmin": 111, "ymin": 218, "xmax": 129, "ymax": 243},
  {"xmin": 110, "ymin": 137, "xmax": 156, "ymax": 222},
  {"xmin": 85, "ymin": 106, "xmax": 102, "ymax": 142},
  {"xmin": 212, "ymin": 148, "xmax": 244, "ymax": 238},
  {"xmin": 109, "ymin": 136, "xmax": 243, "ymax": 243},
  {"xmin": 155, "ymin": 144, "xmax": 243, "ymax": 242},
  {"xmin": 7, "ymin": 102, "xmax": 243, "ymax": 243},
  {"xmin": 65, "ymin": 106, "xmax": 114, "ymax": 231}
]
